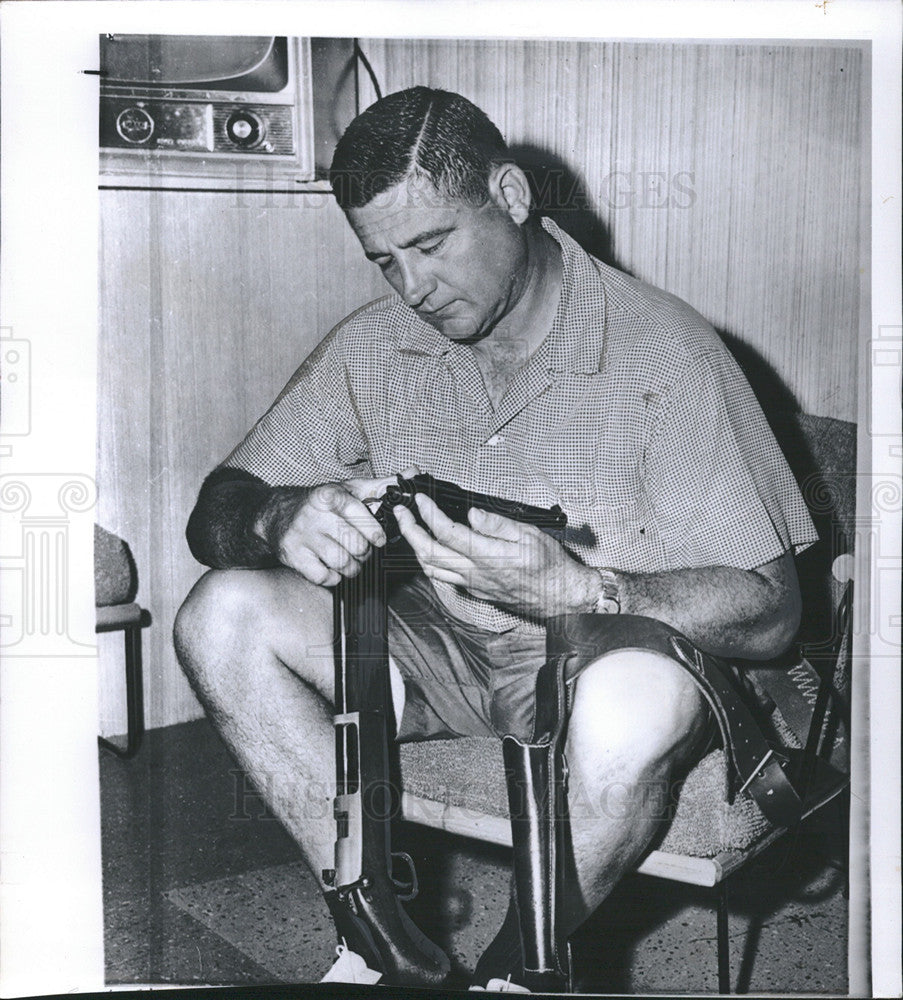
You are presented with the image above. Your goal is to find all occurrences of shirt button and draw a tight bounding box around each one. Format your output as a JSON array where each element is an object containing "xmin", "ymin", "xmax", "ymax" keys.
[{"xmin": 485, "ymin": 433, "xmax": 505, "ymax": 446}]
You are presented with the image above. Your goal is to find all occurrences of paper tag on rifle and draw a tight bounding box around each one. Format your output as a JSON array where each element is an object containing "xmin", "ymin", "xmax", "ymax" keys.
[{"xmin": 320, "ymin": 943, "xmax": 382, "ymax": 984}]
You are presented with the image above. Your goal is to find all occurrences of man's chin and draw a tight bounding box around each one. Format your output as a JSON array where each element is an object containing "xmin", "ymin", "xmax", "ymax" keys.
[{"xmin": 425, "ymin": 312, "xmax": 487, "ymax": 343}]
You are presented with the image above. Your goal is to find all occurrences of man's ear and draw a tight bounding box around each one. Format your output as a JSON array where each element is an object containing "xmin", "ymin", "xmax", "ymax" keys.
[{"xmin": 488, "ymin": 163, "xmax": 532, "ymax": 224}]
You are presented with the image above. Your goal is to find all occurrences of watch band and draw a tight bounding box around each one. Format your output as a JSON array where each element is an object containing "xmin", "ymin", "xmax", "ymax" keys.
[{"xmin": 592, "ymin": 568, "xmax": 621, "ymax": 615}]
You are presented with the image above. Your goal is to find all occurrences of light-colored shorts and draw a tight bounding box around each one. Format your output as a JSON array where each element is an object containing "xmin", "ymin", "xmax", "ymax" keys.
[
  {"xmin": 387, "ymin": 573, "xmax": 720, "ymax": 753},
  {"xmin": 388, "ymin": 573, "xmax": 549, "ymax": 742}
]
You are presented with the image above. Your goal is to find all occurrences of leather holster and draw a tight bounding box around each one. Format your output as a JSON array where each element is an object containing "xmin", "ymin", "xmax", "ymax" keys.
[{"xmin": 502, "ymin": 638, "xmax": 573, "ymax": 993}]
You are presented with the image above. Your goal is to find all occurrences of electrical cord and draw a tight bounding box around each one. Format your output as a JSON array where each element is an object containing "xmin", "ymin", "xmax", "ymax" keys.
[{"xmin": 353, "ymin": 40, "xmax": 383, "ymax": 102}]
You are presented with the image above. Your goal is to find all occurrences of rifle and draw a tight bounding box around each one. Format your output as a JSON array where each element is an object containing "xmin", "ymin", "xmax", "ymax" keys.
[{"xmin": 322, "ymin": 473, "xmax": 566, "ymax": 985}]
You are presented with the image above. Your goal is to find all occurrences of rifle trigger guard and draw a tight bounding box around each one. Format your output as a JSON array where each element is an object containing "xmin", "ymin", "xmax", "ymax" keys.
[{"xmin": 390, "ymin": 851, "xmax": 419, "ymax": 901}]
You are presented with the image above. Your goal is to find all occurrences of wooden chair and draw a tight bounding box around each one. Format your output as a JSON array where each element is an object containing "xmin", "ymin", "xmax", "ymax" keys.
[
  {"xmin": 95, "ymin": 524, "xmax": 149, "ymax": 759},
  {"xmin": 396, "ymin": 413, "xmax": 855, "ymax": 993}
]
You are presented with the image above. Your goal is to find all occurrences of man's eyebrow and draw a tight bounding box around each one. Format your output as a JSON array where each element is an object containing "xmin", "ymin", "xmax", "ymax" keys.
[{"xmin": 364, "ymin": 226, "xmax": 454, "ymax": 261}]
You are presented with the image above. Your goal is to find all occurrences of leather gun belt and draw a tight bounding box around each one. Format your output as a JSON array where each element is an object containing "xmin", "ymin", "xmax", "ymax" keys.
[{"xmin": 545, "ymin": 614, "xmax": 804, "ymax": 828}]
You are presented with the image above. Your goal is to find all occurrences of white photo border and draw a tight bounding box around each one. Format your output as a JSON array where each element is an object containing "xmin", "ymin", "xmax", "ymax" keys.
[{"xmin": 1, "ymin": 1, "xmax": 899, "ymax": 996}]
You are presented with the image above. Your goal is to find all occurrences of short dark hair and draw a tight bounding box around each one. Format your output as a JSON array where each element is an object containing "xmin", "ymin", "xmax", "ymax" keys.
[{"xmin": 329, "ymin": 87, "xmax": 511, "ymax": 211}]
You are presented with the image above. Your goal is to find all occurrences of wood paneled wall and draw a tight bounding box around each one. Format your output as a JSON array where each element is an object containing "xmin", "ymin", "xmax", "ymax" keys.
[
  {"xmin": 97, "ymin": 192, "xmax": 385, "ymax": 733},
  {"xmin": 361, "ymin": 38, "xmax": 864, "ymax": 419},
  {"xmin": 98, "ymin": 40, "xmax": 865, "ymax": 732}
]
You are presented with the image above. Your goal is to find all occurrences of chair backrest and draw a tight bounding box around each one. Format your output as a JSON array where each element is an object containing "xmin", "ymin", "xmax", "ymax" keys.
[
  {"xmin": 757, "ymin": 412, "xmax": 856, "ymax": 772},
  {"xmin": 772, "ymin": 412, "xmax": 857, "ymax": 647},
  {"xmin": 95, "ymin": 523, "xmax": 139, "ymax": 607}
]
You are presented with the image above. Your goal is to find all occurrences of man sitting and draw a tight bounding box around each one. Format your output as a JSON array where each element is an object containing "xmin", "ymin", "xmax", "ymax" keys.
[{"xmin": 174, "ymin": 86, "xmax": 816, "ymax": 989}]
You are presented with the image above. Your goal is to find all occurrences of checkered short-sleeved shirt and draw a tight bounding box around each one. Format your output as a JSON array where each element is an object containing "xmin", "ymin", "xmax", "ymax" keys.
[{"xmin": 227, "ymin": 218, "xmax": 817, "ymax": 633}]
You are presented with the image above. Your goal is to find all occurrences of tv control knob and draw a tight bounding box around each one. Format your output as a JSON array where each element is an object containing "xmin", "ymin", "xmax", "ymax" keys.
[
  {"xmin": 226, "ymin": 110, "xmax": 265, "ymax": 149},
  {"xmin": 116, "ymin": 106, "xmax": 154, "ymax": 144}
]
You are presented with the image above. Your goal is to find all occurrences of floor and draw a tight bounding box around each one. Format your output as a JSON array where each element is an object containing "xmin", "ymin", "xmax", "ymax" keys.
[{"xmin": 99, "ymin": 719, "xmax": 849, "ymax": 994}]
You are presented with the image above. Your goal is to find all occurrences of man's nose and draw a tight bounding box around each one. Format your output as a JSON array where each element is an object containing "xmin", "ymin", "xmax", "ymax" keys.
[{"xmin": 397, "ymin": 256, "xmax": 436, "ymax": 309}]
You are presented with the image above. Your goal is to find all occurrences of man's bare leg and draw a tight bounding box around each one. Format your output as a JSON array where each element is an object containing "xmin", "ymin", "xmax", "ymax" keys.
[
  {"xmin": 563, "ymin": 649, "xmax": 708, "ymax": 929},
  {"xmin": 175, "ymin": 566, "xmax": 448, "ymax": 985},
  {"xmin": 173, "ymin": 567, "xmax": 344, "ymax": 883}
]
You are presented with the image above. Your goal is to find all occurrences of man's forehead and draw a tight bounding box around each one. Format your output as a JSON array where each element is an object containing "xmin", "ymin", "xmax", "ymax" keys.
[
  {"xmin": 348, "ymin": 180, "xmax": 464, "ymax": 246},
  {"xmin": 365, "ymin": 175, "xmax": 456, "ymax": 211}
]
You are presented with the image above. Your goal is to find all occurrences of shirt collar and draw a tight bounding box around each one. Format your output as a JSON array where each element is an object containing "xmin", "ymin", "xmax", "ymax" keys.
[
  {"xmin": 540, "ymin": 216, "xmax": 606, "ymax": 375},
  {"xmin": 393, "ymin": 215, "xmax": 606, "ymax": 373},
  {"xmin": 396, "ymin": 311, "xmax": 453, "ymax": 357}
]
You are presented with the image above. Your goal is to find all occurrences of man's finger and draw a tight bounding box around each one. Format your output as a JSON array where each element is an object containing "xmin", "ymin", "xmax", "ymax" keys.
[
  {"xmin": 332, "ymin": 492, "xmax": 387, "ymax": 547},
  {"xmin": 422, "ymin": 565, "xmax": 470, "ymax": 587},
  {"xmin": 309, "ymin": 482, "xmax": 353, "ymax": 512},
  {"xmin": 421, "ymin": 561, "xmax": 498, "ymax": 602},
  {"xmin": 468, "ymin": 506, "xmax": 528, "ymax": 542},
  {"xmin": 393, "ymin": 503, "xmax": 434, "ymax": 552},
  {"xmin": 285, "ymin": 547, "xmax": 341, "ymax": 588},
  {"xmin": 456, "ymin": 581, "xmax": 496, "ymax": 601},
  {"xmin": 316, "ymin": 535, "xmax": 364, "ymax": 576},
  {"xmin": 343, "ymin": 475, "xmax": 399, "ymax": 503},
  {"xmin": 323, "ymin": 516, "xmax": 372, "ymax": 559},
  {"xmin": 413, "ymin": 494, "xmax": 477, "ymax": 549},
  {"xmin": 395, "ymin": 504, "xmax": 468, "ymax": 568}
]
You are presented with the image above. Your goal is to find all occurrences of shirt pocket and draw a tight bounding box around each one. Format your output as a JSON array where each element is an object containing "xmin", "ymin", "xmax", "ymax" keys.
[{"xmin": 516, "ymin": 420, "xmax": 641, "ymax": 511}]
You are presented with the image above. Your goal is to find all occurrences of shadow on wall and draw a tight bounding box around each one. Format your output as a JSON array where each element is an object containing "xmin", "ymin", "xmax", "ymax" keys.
[
  {"xmin": 511, "ymin": 143, "xmax": 620, "ymax": 268},
  {"xmin": 510, "ymin": 142, "xmax": 835, "ymax": 425},
  {"xmin": 512, "ymin": 143, "xmax": 809, "ymax": 410},
  {"xmin": 512, "ymin": 142, "xmax": 857, "ymax": 664}
]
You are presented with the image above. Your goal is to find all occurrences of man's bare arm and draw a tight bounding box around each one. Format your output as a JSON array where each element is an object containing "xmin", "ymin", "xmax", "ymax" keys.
[
  {"xmin": 186, "ymin": 466, "xmax": 403, "ymax": 585},
  {"xmin": 185, "ymin": 466, "xmax": 311, "ymax": 569},
  {"xmin": 612, "ymin": 550, "xmax": 801, "ymax": 661},
  {"xmin": 395, "ymin": 496, "xmax": 801, "ymax": 662}
]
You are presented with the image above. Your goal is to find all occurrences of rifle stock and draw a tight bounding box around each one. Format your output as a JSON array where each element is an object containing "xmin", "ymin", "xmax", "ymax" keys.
[{"xmin": 324, "ymin": 536, "xmax": 450, "ymax": 986}]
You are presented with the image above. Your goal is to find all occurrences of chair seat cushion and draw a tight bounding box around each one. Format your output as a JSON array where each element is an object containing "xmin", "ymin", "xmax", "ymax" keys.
[
  {"xmin": 398, "ymin": 739, "xmax": 772, "ymax": 859},
  {"xmin": 96, "ymin": 602, "xmax": 144, "ymax": 631}
]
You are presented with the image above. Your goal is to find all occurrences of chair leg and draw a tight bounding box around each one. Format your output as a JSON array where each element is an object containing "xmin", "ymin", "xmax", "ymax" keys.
[
  {"xmin": 99, "ymin": 623, "xmax": 144, "ymax": 759},
  {"xmin": 717, "ymin": 880, "xmax": 731, "ymax": 994}
]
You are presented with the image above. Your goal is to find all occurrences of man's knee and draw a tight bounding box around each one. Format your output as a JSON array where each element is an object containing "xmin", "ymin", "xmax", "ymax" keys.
[
  {"xmin": 176, "ymin": 569, "xmax": 259, "ymax": 656},
  {"xmin": 173, "ymin": 567, "xmax": 331, "ymax": 679},
  {"xmin": 567, "ymin": 648, "xmax": 706, "ymax": 774}
]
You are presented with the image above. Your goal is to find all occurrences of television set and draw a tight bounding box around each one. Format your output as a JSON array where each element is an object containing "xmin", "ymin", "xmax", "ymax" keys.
[{"xmin": 99, "ymin": 35, "xmax": 318, "ymax": 191}]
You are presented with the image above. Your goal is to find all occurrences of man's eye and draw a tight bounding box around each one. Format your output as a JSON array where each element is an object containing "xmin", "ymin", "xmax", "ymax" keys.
[{"xmin": 419, "ymin": 238, "xmax": 446, "ymax": 256}]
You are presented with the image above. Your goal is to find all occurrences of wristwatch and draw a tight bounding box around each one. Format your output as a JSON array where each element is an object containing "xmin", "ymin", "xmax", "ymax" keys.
[{"xmin": 592, "ymin": 568, "xmax": 621, "ymax": 615}]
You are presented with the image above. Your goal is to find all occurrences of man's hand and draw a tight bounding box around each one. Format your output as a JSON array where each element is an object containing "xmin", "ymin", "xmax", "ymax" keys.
[
  {"xmin": 263, "ymin": 474, "xmax": 403, "ymax": 587},
  {"xmin": 394, "ymin": 493, "xmax": 598, "ymax": 618}
]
